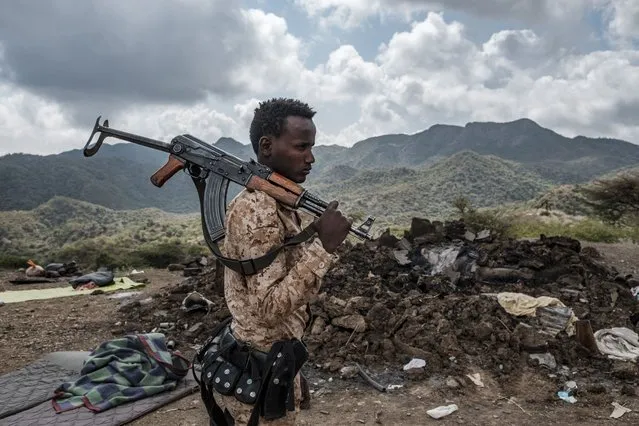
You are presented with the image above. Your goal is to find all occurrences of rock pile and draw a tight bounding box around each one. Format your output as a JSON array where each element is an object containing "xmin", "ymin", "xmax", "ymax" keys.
[{"xmin": 120, "ymin": 217, "xmax": 639, "ymax": 387}]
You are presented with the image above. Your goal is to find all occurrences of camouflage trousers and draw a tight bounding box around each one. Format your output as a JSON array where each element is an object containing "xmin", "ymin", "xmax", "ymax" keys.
[{"xmin": 212, "ymin": 374, "xmax": 301, "ymax": 425}]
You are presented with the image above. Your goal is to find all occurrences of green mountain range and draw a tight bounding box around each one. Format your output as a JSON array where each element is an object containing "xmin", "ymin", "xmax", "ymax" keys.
[{"xmin": 1, "ymin": 118, "xmax": 638, "ymax": 221}]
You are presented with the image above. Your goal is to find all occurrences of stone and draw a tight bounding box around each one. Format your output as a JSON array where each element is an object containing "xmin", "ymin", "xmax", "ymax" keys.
[
  {"xmin": 410, "ymin": 218, "xmax": 435, "ymax": 238},
  {"xmin": 513, "ymin": 323, "xmax": 548, "ymax": 351},
  {"xmin": 339, "ymin": 365, "xmax": 359, "ymax": 379},
  {"xmin": 185, "ymin": 322, "xmax": 204, "ymax": 337},
  {"xmin": 310, "ymin": 317, "xmax": 326, "ymax": 335},
  {"xmin": 332, "ymin": 315, "xmax": 366, "ymax": 332}
]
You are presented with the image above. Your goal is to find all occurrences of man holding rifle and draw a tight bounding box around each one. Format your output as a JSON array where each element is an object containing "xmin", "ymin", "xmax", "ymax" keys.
[{"xmin": 204, "ymin": 98, "xmax": 352, "ymax": 425}]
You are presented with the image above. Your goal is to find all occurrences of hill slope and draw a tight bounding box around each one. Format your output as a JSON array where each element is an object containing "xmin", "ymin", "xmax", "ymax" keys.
[
  {"xmin": 311, "ymin": 119, "xmax": 639, "ymax": 182},
  {"xmin": 309, "ymin": 151, "xmax": 553, "ymax": 225},
  {"xmin": 1, "ymin": 118, "xmax": 638, "ymax": 213},
  {"xmin": 0, "ymin": 196, "xmax": 204, "ymax": 267}
]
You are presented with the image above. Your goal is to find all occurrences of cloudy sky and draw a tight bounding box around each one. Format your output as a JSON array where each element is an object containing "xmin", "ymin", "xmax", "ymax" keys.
[{"xmin": 1, "ymin": 0, "xmax": 638, "ymax": 156}]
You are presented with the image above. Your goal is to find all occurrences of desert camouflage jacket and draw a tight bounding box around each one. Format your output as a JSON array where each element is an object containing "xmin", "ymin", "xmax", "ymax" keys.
[{"xmin": 222, "ymin": 188, "xmax": 335, "ymax": 352}]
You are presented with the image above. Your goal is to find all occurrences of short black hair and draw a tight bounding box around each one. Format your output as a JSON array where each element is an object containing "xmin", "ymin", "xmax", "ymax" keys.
[{"xmin": 249, "ymin": 97, "xmax": 316, "ymax": 154}]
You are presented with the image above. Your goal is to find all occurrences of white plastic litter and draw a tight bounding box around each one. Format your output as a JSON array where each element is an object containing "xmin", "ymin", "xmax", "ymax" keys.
[
  {"xmin": 402, "ymin": 358, "xmax": 426, "ymax": 371},
  {"xmin": 427, "ymin": 404, "xmax": 458, "ymax": 419},
  {"xmin": 610, "ymin": 402, "xmax": 631, "ymax": 419},
  {"xmin": 466, "ymin": 373, "xmax": 484, "ymax": 387}
]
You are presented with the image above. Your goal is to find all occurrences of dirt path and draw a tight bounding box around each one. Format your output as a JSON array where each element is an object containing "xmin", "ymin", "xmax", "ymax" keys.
[{"xmin": 1, "ymin": 242, "xmax": 638, "ymax": 425}]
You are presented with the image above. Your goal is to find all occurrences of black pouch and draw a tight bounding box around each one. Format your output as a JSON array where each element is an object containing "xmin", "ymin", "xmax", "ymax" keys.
[
  {"xmin": 233, "ymin": 353, "xmax": 264, "ymax": 405},
  {"xmin": 261, "ymin": 339, "xmax": 309, "ymax": 420},
  {"xmin": 211, "ymin": 360, "xmax": 243, "ymax": 395}
]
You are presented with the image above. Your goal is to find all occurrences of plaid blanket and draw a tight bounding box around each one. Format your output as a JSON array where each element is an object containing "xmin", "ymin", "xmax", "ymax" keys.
[{"xmin": 52, "ymin": 333, "xmax": 190, "ymax": 413}]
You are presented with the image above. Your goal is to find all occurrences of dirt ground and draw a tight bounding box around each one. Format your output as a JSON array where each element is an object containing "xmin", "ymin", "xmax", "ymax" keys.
[{"xmin": 1, "ymin": 241, "xmax": 639, "ymax": 425}]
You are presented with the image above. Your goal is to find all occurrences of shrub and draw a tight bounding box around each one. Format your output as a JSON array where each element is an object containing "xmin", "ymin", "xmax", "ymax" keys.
[
  {"xmin": 462, "ymin": 210, "xmax": 512, "ymax": 238},
  {"xmin": 0, "ymin": 254, "xmax": 31, "ymax": 269}
]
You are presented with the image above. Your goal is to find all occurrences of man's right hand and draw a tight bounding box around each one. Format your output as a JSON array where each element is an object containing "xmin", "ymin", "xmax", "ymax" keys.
[{"xmin": 313, "ymin": 200, "xmax": 352, "ymax": 253}]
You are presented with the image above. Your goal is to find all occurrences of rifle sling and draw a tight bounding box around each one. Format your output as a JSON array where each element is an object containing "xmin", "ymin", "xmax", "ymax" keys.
[{"xmin": 209, "ymin": 224, "xmax": 317, "ymax": 275}]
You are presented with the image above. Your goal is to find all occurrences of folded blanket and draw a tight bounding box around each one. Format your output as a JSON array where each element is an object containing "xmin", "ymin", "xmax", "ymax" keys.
[
  {"xmin": 52, "ymin": 333, "xmax": 190, "ymax": 413},
  {"xmin": 594, "ymin": 327, "xmax": 639, "ymax": 362}
]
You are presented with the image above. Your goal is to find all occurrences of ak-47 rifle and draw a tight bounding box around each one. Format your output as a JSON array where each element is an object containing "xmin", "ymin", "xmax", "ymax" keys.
[{"xmin": 83, "ymin": 116, "xmax": 375, "ymax": 275}]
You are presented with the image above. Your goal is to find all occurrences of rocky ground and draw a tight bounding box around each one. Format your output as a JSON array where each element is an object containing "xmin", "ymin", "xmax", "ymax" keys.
[{"xmin": 1, "ymin": 218, "xmax": 639, "ymax": 425}]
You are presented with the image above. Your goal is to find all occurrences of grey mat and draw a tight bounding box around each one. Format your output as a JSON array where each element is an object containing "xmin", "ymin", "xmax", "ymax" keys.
[
  {"xmin": 42, "ymin": 351, "xmax": 91, "ymax": 372},
  {"xmin": 0, "ymin": 373, "xmax": 199, "ymax": 426},
  {"xmin": 0, "ymin": 356, "xmax": 84, "ymax": 419}
]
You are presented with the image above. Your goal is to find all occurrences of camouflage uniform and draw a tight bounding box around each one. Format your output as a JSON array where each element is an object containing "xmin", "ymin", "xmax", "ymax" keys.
[{"xmin": 212, "ymin": 188, "xmax": 335, "ymax": 425}]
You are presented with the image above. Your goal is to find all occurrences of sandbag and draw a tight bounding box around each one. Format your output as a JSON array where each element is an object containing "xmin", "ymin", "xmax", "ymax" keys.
[
  {"xmin": 25, "ymin": 260, "xmax": 45, "ymax": 277},
  {"xmin": 69, "ymin": 271, "xmax": 114, "ymax": 288}
]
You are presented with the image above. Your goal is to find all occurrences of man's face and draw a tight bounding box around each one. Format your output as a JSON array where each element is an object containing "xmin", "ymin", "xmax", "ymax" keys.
[{"xmin": 262, "ymin": 116, "xmax": 316, "ymax": 183}]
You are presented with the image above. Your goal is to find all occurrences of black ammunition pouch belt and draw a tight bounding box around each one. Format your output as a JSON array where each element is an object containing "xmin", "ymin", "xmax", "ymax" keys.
[{"xmin": 193, "ymin": 317, "xmax": 309, "ymax": 426}]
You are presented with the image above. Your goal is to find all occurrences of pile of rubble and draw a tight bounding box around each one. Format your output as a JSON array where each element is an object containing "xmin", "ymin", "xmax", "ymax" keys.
[{"xmin": 120, "ymin": 217, "xmax": 639, "ymax": 388}]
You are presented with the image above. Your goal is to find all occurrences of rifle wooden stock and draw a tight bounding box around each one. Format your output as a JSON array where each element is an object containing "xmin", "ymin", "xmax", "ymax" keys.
[
  {"xmin": 150, "ymin": 154, "xmax": 186, "ymax": 187},
  {"xmin": 268, "ymin": 172, "xmax": 305, "ymax": 195},
  {"xmin": 246, "ymin": 175, "xmax": 301, "ymax": 207}
]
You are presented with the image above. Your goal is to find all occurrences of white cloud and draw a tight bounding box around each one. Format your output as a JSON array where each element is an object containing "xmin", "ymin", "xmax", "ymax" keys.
[
  {"xmin": 597, "ymin": 0, "xmax": 639, "ymax": 46},
  {"xmin": 305, "ymin": 11, "xmax": 639, "ymax": 145},
  {"xmin": 113, "ymin": 103, "xmax": 244, "ymax": 144},
  {"xmin": 294, "ymin": 0, "xmax": 590, "ymax": 29},
  {"xmin": 0, "ymin": 83, "xmax": 252, "ymax": 156},
  {"xmin": 233, "ymin": 98, "xmax": 262, "ymax": 130},
  {"xmin": 232, "ymin": 9, "xmax": 306, "ymax": 94},
  {"xmin": 0, "ymin": 83, "xmax": 85, "ymax": 156},
  {"xmin": 1, "ymin": 2, "xmax": 639, "ymax": 157}
]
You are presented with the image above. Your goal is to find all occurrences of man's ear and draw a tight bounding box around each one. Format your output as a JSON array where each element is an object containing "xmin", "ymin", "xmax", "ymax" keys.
[{"xmin": 259, "ymin": 136, "xmax": 272, "ymax": 157}]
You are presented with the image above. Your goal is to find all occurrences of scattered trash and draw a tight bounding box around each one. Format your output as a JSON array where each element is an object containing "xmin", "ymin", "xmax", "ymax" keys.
[
  {"xmin": 181, "ymin": 291, "xmax": 214, "ymax": 313},
  {"xmin": 427, "ymin": 404, "xmax": 458, "ymax": 419},
  {"xmin": 564, "ymin": 380, "xmax": 578, "ymax": 393},
  {"xmin": 529, "ymin": 353, "xmax": 557, "ymax": 370},
  {"xmin": 356, "ymin": 363, "xmax": 387, "ymax": 392},
  {"xmin": 386, "ymin": 384, "xmax": 403, "ymax": 390},
  {"xmin": 536, "ymin": 306, "xmax": 577, "ymax": 337},
  {"xmin": 556, "ymin": 380, "xmax": 579, "ymax": 404},
  {"xmin": 403, "ymin": 358, "xmax": 426, "ymax": 371},
  {"xmin": 594, "ymin": 327, "xmax": 639, "ymax": 361},
  {"xmin": 496, "ymin": 292, "xmax": 578, "ymax": 336},
  {"xmin": 610, "ymin": 402, "xmax": 632, "ymax": 419},
  {"xmin": 557, "ymin": 391, "xmax": 577, "ymax": 403},
  {"xmin": 631, "ymin": 286, "xmax": 639, "ymax": 301},
  {"xmin": 466, "ymin": 373, "xmax": 484, "ymax": 387},
  {"xmin": 424, "ymin": 246, "xmax": 461, "ymax": 276}
]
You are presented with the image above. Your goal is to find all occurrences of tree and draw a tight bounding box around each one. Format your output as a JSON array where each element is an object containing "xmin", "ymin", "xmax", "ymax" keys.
[
  {"xmin": 579, "ymin": 171, "xmax": 639, "ymax": 224},
  {"xmin": 451, "ymin": 195, "xmax": 473, "ymax": 215}
]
